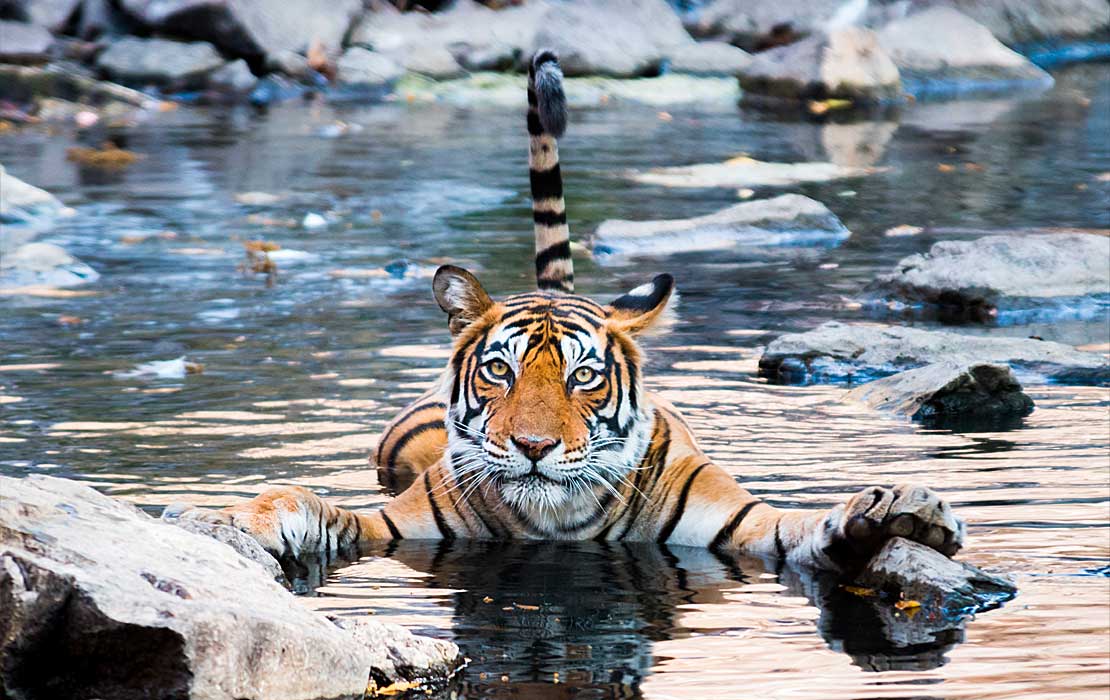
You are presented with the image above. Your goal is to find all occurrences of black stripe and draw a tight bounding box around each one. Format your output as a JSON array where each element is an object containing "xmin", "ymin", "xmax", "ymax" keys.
[
  {"xmin": 532, "ymin": 208, "xmax": 567, "ymax": 227},
  {"xmin": 527, "ymin": 110, "xmax": 544, "ymax": 136},
  {"xmin": 535, "ymin": 240, "xmax": 571, "ymax": 276},
  {"xmin": 424, "ymin": 472, "xmax": 455, "ymax": 541},
  {"xmin": 710, "ymin": 500, "xmax": 761, "ymax": 553},
  {"xmin": 656, "ymin": 463, "xmax": 708, "ymax": 543},
  {"xmin": 385, "ymin": 420, "xmax": 446, "ymax": 472},
  {"xmin": 774, "ymin": 520, "xmax": 786, "ymax": 559},
  {"xmin": 380, "ymin": 511, "xmax": 402, "ymax": 540},
  {"xmin": 529, "ymin": 164, "xmax": 563, "ymax": 200},
  {"xmin": 353, "ymin": 513, "xmax": 364, "ymax": 543}
]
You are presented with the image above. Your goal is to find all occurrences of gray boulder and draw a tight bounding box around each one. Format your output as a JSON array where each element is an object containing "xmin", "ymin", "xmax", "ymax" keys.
[
  {"xmin": 396, "ymin": 44, "xmax": 464, "ymax": 80},
  {"xmin": 15, "ymin": 0, "xmax": 80, "ymax": 31},
  {"xmin": 0, "ymin": 20, "xmax": 54, "ymax": 63},
  {"xmin": 0, "ymin": 242, "xmax": 99, "ymax": 288},
  {"xmin": 115, "ymin": 0, "xmax": 363, "ymax": 62},
  {"xmin": 867, "ymin": 233, "xmax": 1110, "ymax": 320},
  {"xmin": 335, "ymin": 47, "xmax": 403, "ymax": 91},
  {"xmin": 758, "ymin": 320, "xmax": 1110, "ymax": 385},
  {"xmin": 739, "ymin": 26, "xmax": 902, "ymax": 101},
  {"xmin": 0, "ymin": 165, "xmax": 65, "ymax": 242},
  {"xmin": 686, "ymin": 0, "xmax": 863, "ymax": 51},
  {"xmin": 166, "ymin": 515, "xmax": 284, "ymax": 581},
  {"xmin": 0, "ymin": 474, "xmax": 461, "ymax": 700},
  {"xmin": 594, "ymin": 194, "xmax": 849, "ymax": 257},
  {"xmin": 928, "ymin": 0, "xmax": 1110, "ymax": 43},
  {"xmin": 877, "ymin": 7, "xmax": 1052, "ymax": 96},
  {"xmin": 844, "ymin": 361, "xmax": 1034, "ymax": 422},
  {"xmin": 668, "ymin": 40, "xmax": 753, "ymax": 76},
  {"xmin": 96, "ymin": 36, "xmax": 226, "ymax": 89}
]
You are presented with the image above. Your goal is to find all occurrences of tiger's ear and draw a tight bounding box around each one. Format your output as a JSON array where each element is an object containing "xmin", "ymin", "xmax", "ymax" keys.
[
  {"xmin": 607, "ymin": 273, "xmax": 676, "ymax": 335},
  {"xmin": 433, "ymin": 265, "xmax": 493, "ymax": 336}
]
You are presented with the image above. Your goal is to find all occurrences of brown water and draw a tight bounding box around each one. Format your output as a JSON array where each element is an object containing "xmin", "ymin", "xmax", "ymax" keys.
[{"xmin": 1, "ymin": 64, "xmax": 1109, "ymax": 698}]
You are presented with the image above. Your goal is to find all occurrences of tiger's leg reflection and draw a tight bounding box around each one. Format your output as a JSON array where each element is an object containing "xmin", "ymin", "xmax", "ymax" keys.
[{"xmin": 292, "ymin": 539, "xmax": 968, "ymax": 694}]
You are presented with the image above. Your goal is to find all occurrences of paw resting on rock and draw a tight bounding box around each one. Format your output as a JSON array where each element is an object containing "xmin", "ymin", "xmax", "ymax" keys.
[{"xmin": 827, "ymin": 484, "xmax": 965, "ymax": 566}]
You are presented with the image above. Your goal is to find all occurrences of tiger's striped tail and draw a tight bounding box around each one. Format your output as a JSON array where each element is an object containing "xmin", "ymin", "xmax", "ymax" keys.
[{"xmin": 528, "ymin": 49, "xmax": 573, "ymax": 293}]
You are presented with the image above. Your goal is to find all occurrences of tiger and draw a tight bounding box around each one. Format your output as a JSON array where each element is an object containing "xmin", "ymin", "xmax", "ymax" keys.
[{"xmin": 178, "ymin": 50, "xmax": 965, "ymax": 573}]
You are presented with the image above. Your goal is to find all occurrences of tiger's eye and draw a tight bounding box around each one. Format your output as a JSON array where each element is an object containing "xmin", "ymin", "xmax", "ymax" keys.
[
  {"xmin": 486, "ymin": 360, "xmax": 510, "ymax": 378},
  {"xmin": 573, "ymin": 366, "xmax": 596, "ymax": 384}
]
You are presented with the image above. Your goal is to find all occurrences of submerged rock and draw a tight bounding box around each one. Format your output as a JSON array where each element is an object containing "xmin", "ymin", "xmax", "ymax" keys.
[
  {"xmin": 867, "ymin": 233, "xmax": 1110, "ymax": 321},
  {"xmin": 758, "ymin": 321, "xmax": 1109, "ymax": 385},
  {"xmin": 934, "ymin": 0, "xmax": 1110, "ymax": 44},
  {"xmin": 0, "ymin": 242, "xmax": 99, "ymax": 288},
  {"xmin": 739, "ymin": 27, "xmax": 902, "ymax": 102},
  {"xmin": 877, "ymin": 8, "xmax": 1053, "ymax": 97},
  {"xmin": 0, "ymin": 475, "xmax": 461, "ymax": 700},
  {"xmin": 627, "ymin": 155, "xmax": 876, "ymax": 188},
  {"xmin": 668, "ymin": 40, "xmax": 753, "ymax": 76},
  {"xmin": 844, "ymin": 361, "xmax": 1034, "ymax": 422},
  {"xmin": 96, "ymin": 36, "xmax": 226, "ymax": 90},
  {"xmin": 0, "ymin": 20, "xmax": 55, "ymax": 64},
  {"xmin": 594, "ymin": 194, "xmax": 848, "ymax": 257}
]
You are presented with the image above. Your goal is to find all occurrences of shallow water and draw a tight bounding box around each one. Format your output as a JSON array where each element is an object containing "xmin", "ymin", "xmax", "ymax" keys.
[{"xmin": 1, "ymin": 65, "xmax": 1109, "ymax": 699}]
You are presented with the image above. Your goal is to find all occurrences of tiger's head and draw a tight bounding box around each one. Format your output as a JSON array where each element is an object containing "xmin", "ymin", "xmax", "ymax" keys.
[{"xmin": 432, "ymin": 265, "xmax": 675, "ymax": 525}]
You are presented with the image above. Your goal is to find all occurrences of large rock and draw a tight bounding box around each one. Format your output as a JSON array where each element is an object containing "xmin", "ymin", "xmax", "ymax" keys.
[
  {"xmin": 844, "ymin": 361, "xmax": 1034, "ymax": 422},
  {"xmin": 758, "ymin": 321, "xmax": 1110, "ymax": 385},
  {"xmin": 686, "ymin": 0, "xmax": 865, "ymax": 51},
  {"xmin": 867, "ymin": 234, "xmax": 1110, "ymax": 320},
  {"xmin": 11, "ymin": 0, "xmax": 81, "ymax": 31},
  {"xmin": 0, "ymin": 20, "xmax": 54, "ymax": 64},
  {"xmin": 0, "ymin": 165, "xmax": 65, "ymax": 246},
  {"xmin": 739, "ymin": 26, "xmax": 902, "ymax": 101},
  {"xmin": 593, "ymin": 194, "xmax": 849, "ymax": 257},
  {"xmin": 335, "ymin": 47, "xmax": 403, "ymax": 92},
  {"xmin": 928, "ymin": 0, "xmax": 1110, "ymax": 44},
  {"xmin": 0, "ymin": 242, "xmax": 99, "ymax": 288},
  {"xmin": 668, "ymin": 40, "xmax": 753, "ymax": 76},
  {"xmin": 96, "ymin": 36, "xmax": 226, "ymax": 89},
  {"xmin": 877, "ymin": 8, "xmax": 1052, "ymax": 96},
  {"xmin": 0, "ymin": 475, "xmax": 461, "ymax": 700},
  {"xmin": 115, "ymin": 0, "xmax": 363, "ymax": 62},
  {"xmin": 627, "ymin": 154, "xmax": 876, "ymax": 188}
]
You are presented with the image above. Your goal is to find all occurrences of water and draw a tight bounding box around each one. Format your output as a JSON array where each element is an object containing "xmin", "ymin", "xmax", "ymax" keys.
[{"xmin": 1, "ymin": 64, "xmax": 1108, "ymax": 698}]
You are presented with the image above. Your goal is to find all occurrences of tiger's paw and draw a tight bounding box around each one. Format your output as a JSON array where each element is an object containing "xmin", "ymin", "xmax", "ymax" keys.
[
  {"xmin": 826, "ymin": 484, "xmax": 965, "ymax": 566},
  {"xmin": 161, "ymin": 487, "xmax": 313, "ymax": 557}
]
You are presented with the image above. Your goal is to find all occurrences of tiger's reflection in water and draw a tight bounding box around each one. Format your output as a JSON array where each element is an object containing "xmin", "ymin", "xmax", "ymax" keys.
[{"xmin": 287, "ymin": 540, "xmax": 965, "ymax": 698}]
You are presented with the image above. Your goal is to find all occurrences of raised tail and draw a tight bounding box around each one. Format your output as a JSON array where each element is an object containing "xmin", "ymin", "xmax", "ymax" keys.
[{"xmin": 527, "ymin": 49, "xmax": 573, "ymax": 293}]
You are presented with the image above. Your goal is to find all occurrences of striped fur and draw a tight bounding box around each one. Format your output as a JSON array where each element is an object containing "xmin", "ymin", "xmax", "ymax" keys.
[
  {"xmin": 184, "ymin": 275, "xmax": 965, "ymax": 572},
  {"xmin": 528, "ymin": 50, "xmax": 573, "ymax": 293}
]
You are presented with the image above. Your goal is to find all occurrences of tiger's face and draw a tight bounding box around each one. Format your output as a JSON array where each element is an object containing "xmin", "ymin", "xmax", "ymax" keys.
[{"xmin": 433, "ymin": 266, "xmax": 675, "ymax": 524}]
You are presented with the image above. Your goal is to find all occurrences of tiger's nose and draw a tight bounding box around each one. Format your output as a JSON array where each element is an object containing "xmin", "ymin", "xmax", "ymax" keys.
[{"xmin": 511, "ymin": 435, "xmax": 559, "ymax": 462}]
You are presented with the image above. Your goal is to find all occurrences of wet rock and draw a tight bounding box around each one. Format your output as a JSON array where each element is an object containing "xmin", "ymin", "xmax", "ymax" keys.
[
  {"xmin": 877, "ymin": 8, "xmax": 1053, "ymax": 97},
  {"xmin": 668, "ymin": 40, "xmax": 753, "ymax": 76},
  {"xmin": 867, "ymin": 233, "xmax": 1110, "ymax": 321},
  {"xmin": 0, "ymin": 63, "xmax": 156, "ymax": 107},
  {"xmin": 844, "ymin": 361, "xmax": 1034, "ymax": 422},
  {"xmin": 627, "ymin": 155, "xmax": 876, "ymax": 188},
  {"xmin": 857, "ymin": 537, "xmax": 1016, "ymax": 616},
  {"xmin": 594, "ymin": 194, "xmax": 848, "ymax": 257},
  {"xmin": 739, "ymin": 27, "xmax": 902, "ymax": 102},
  {"xmin": 0, "ymin": 474, "xmax": 462, "ymax": 700},
  {"xmin": 207, "ymin": 59, "xmax": 257, "ymax": 94},
  {"xmin": 335, "ymin": 47, "xmax": 403, "ymax": 92},
  {"xmin": 758, "ymin": 320, "xmax": 1110, "ymax": 385},
  {"xmin": 685, "ymin": 0, "xmax": 862, "ymax": 51},
  {"xmin": 96, "ymin": 36, "xmax": 226, "ymax": 90},
  {"xmin": 0, "ymin": 242, "xmax": 99, "ymax": 288},
  {"xmin": 929, "ymin": 0, "xmax": 1110, "ymax": 44},
  {"xmin": 0, "ymin": 165, "xmax": 65, "ymax": 242},
  {"xmin": 534, "ymin": 0, "xmax": 694, "ymax": 77},
  {"xmin": 114, "ymin": 0, "xmax": 363, "ymax": 63},
  {"xmin": 0, "ymin": 20, "xmax": 55, "ymax": 64}
]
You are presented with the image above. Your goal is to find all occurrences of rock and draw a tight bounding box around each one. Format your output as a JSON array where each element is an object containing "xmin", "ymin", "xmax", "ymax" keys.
[
  {"xmin": 758, "ymin": 321, "xmax": 1110, "ymax": 385},
  {"xmin": 397, "ymin": 44, "xmax": 464, "ymax": 80},
  {"xmin": 456, "ymin": 42, "xmax": 519, "ymax": 72},
  {"xmin": 16, "ymin": 0, "xmax": 81, "ymax": 31},
  {"xmin": 627, "ymin": 154, "xmax": 876, "ymax": 188},
  {"xmin": 0, "ymin": 242, "xmax": 99, "ymax": 288},
  {"xmin": 265, "ymin": 49, "xmax": 312, "ymax": 80},
  {"xmin": 115, "ymin": 0, "xmax": 363, "ymax": 63},
  {"xmin": 867, "ymin": 234, "xmax": 1110, "ymax": 320},
  {"xmin": 857, "ymin": 537, "xmax": 1016, "ymax": 616},
  {"xmin": 0, "ymin": 63, "xmax": 156, "ymax": 108},
  {"xmin": 929, "ymin": 0, "xmax": 1110, "ymax": 44},
  {"xmin": 96, "ymin": 36, "xmax": 226, "ymax": 89},
  {"xmin": 207, "ymin": 59, "xmax": 257, "ymax": 93},
  {"xmin": 335, "ymin": 47, "xmax": 403, "ymax": 92},
  {"xmin": 844, "ymin": 361, "xmax": 1034, "ymax": 422},
  {"xmin": 165, "ymin": 515, "xmax": 284, "ymax": 581},
  {"xmin": 0, "ymin": 20, "xmax": 55, "ymax": 64},
  {"xmin": 0, "ymin": 165, "xmax": 65, "ymax": 243},
  {"xmin": 668, "ymin": 40, "xmax": 753, "ymax": 76},
  {"xmin": 877, "ymin": 8, "xmax": 1053, "ymax": 97},
  {"xmin": 593, "ymin": 194, "xmax": 849, "ymax": 257},
  {"xmin": 686, "ymin": 0, "xmax": 865, "ymax": 51},
  {"xmin": 739, "ymin": 27, "xmax": 902, "ymax": 101},
  {"xmin": 0, "ymin": 474, "xmax": 461, "ymax": 700},
  {"xmin": 534, "ymin": 0, "xmax": 694, "ymax": 77},
  {"xmin": 74, "ymin": 0, "xmax": 138, "ymax": 41}
]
